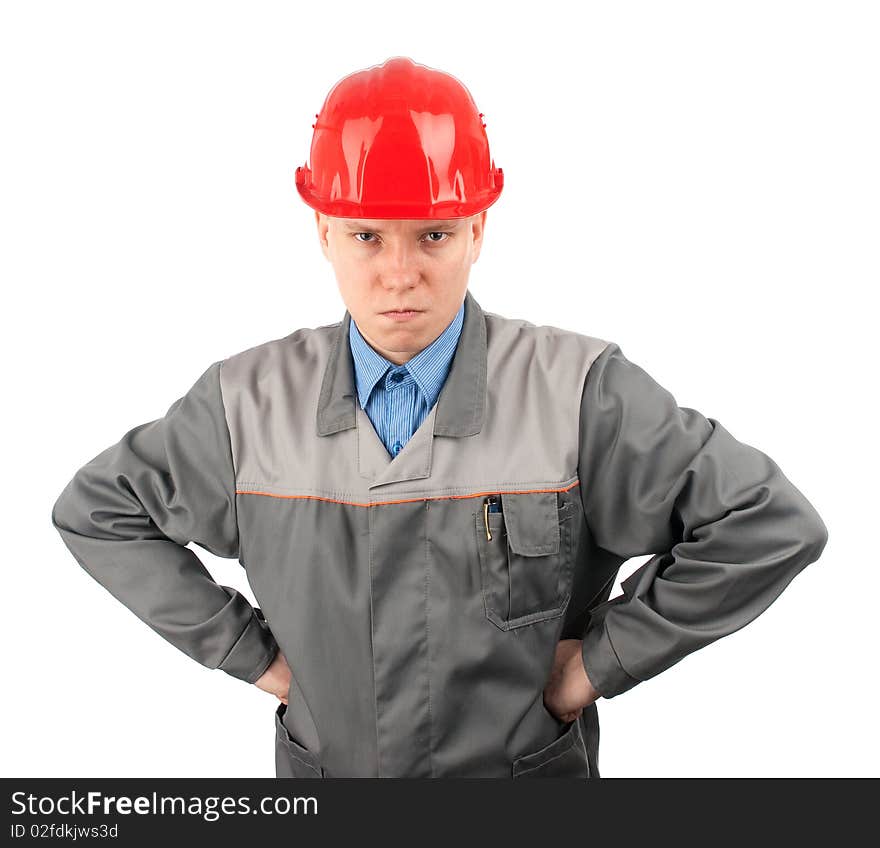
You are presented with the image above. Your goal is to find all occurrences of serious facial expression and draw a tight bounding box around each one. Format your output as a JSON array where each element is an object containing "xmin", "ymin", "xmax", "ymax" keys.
[{"xmin": 316, "ymin": 211, "xmax": 486, "ymax": 365}]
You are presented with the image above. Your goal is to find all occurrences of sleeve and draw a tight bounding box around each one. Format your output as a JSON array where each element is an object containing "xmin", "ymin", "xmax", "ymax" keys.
[
  {"xmin": 576, "ymin": 343, "xmax": 829, "ymax": 699},
  {"xmin": 50, "ymin": 360, "xmax": 279, "ymax": 684}
]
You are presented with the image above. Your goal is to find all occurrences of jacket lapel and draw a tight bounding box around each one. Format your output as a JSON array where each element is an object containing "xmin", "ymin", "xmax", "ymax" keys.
[{"xmin": 316, "ymin": 289, "xmax": 488, "ymax": 488}]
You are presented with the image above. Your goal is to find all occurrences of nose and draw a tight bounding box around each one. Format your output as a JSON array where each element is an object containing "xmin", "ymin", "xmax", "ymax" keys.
[{"xmin": 379, "ymin": 241, "xmax": 421, "ymax": 288}]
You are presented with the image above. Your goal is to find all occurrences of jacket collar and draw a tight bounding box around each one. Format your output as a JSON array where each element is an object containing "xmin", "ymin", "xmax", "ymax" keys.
[
  {"xmin": 348, "ymin": 299, "xmax": 465, "ymax": 412},
  {"xmin": 316, "ymin": 288, "xmax": 487, "ymax": 439}
]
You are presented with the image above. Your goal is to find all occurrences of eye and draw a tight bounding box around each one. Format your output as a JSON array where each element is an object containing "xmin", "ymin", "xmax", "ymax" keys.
[{"xmin": 351, "ymin": 232, "xmax": 451, "ymax": 245}]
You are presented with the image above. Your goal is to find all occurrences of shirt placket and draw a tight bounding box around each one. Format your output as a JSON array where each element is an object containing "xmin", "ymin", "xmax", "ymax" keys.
[{"xmin": 385, "ymin": 366, "xmax": 411, "ymax": 456}]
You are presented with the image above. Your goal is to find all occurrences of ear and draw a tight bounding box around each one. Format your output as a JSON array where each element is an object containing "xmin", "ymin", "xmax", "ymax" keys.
[
  {"xmin": 315, "ymin": 211, "xmax": 330, "ymax": 260},
  {"xmin": 471, "ymin": 210, "xmax": 487, "ymax": 263}
]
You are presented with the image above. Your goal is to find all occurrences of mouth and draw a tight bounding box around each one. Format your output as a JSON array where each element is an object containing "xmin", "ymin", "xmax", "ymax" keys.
[{"xmin": 380, "ymin": 308, "xmax": 424, "ymax": 322}]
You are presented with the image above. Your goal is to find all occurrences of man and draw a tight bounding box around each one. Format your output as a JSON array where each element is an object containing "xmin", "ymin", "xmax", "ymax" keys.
[{"xmin": 51, "ymin": 56, "xmax": 828, "ymax": 778}]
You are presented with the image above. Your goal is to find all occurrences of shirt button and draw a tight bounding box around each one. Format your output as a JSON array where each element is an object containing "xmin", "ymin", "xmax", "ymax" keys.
[
  {"xmin": 393, "ymin": 441, "xmax": 402, "ymax": 454},
  {"xmin": 389, "ymin": 372, "xmax": 404, "ymax": 383}
]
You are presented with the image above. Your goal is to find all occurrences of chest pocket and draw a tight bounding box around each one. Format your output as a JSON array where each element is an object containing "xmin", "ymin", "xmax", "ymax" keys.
[{"xmin": 474, "ymin": 491, "xmax": 576, "ymax": 630}]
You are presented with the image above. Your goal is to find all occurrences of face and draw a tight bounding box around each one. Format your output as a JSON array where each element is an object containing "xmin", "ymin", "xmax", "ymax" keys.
[{"xmin": 316, "ymin": 211, "xmax": 487, "ymax": 365}]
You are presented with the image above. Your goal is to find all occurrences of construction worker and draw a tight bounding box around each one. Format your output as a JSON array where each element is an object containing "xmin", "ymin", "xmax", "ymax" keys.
[{"xmin": 50, "ymin": 56, "xmax": 829, "ymax": 778}]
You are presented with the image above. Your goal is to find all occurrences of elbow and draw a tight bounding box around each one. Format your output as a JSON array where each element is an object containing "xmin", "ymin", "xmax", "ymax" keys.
[
  {"xmin": 763, "ymin": 478, "xmax": 830, "ymax": 575},
  {"xmin": 794, "ymin": 497, "xmax": 829, "ymax": 567},
  {"xmin": 805, "ymin": 510, "xmax": 829, "ymax": 562},
  {"xmin": 51, "ymin": 467, "xmax": 97, "ymax": 536},
  {"xmin": 50, "ymin": 478, "xmax": 76, "ymax": 534}
]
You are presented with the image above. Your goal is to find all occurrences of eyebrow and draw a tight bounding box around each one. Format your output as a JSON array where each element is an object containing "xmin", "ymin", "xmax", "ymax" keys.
[{"xmin": 340, "ymin": 221, "xmax": 459, "ymax": 232}]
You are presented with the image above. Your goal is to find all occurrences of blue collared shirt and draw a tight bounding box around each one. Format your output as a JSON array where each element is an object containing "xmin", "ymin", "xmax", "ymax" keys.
[{"xmin": 349, "ymin": 300, "xmax": 465, "ymax": 458}]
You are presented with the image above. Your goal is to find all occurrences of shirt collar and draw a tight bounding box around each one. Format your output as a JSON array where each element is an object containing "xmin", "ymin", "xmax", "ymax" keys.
[{"xmin": 348, "ymin": 300, "xmax": 465, "ymax": 410}]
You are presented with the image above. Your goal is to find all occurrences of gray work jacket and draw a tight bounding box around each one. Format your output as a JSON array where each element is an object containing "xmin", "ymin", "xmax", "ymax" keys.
[{"xmin": 51, "ymin": 289, "xmax": 829, "ymax": 777}]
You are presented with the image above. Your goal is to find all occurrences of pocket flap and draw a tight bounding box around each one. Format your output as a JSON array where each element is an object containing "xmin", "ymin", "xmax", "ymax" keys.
[{"xmin": 503, "ymin": 492, "xmax": 560, "ymax": 556}]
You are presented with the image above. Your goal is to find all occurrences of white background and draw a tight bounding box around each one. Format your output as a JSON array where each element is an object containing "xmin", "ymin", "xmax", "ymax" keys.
[{"xmin": 2, "ymin": 0, "xmax": 877, "ymax": 778}]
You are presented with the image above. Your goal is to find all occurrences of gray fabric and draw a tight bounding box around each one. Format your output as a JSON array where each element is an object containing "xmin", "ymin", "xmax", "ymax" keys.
[
  {"xmin": 576, "ymin": 343, "xmax": 830, "ymax": 698},
  {"xmin": 227, "ymin": 291, "xmax": 604, "ymax": 498},
  {"xmin": 50, "ymin": 361, "xmax": 279, "ymax": 684},
  {"xmin": 50, "ymin": 290, "xmax": 828, "ymax": 777}
]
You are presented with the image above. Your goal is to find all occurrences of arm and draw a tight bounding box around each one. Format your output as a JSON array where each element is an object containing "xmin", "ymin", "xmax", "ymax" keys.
[
  {"xmin": 50, "ymin": 361, "xmax": 279, "ymax": 684},
  {"xmin": 577, "ymin": 343, "xmax": 829, "ymax": 699}
]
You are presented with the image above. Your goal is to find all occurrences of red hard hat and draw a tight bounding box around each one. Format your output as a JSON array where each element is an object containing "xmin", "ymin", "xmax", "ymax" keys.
[{"xmin": 295, "ymin": 56, "xmax": 504, "ymax": 220}]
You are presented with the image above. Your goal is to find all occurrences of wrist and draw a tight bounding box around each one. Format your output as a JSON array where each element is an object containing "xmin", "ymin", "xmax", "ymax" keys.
[{"xmin": 567, "ymin": 645, "xmax": 593, "ymax": 699}]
